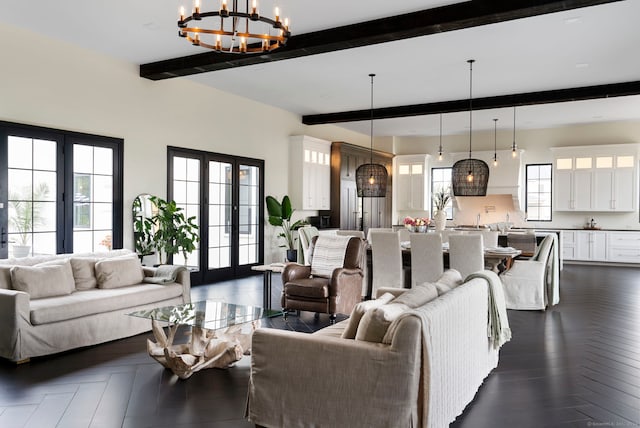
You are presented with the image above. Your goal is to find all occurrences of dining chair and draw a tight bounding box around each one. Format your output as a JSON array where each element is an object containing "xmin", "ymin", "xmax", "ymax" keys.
[
  {"xmin": 410, "ymin": 233, "xmax": 444, "ymax": 286},
  {"xmin": 481, "ymin": 231, "xmax": 499, "ymax": 248},
  {"xmin": 336, "ymin": 230, "xmax": 365, "ymax": 239},
  {"xmin": 439, "ymin": 230, "xmax": 463, "ymax": 244},
  {"xmin": 369, "ymin": 230, "xmax": 405, "ymax": 293},
  {"xmin": 448, "ymin": 234, "xmax": 485, "ymax": 279},
  {"xmin": 397, "ymin": 228, "xmax": 411, "ymax": 243},
  {"xmin": 507, "ymin": 232, "xmax": 537, "ymax": 258},
  {"xmin": 500, "ymin": 234, "xmax": 559, "ymax": 310},
  {"xmin": 366, "ymin": 227, "xmax": 393, "ymax": 242}
]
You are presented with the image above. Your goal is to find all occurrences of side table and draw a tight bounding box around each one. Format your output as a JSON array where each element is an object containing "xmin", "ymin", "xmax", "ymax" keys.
[{"xmin": 251, "ymin": 263, "xmax": 286, "ymax": 310}]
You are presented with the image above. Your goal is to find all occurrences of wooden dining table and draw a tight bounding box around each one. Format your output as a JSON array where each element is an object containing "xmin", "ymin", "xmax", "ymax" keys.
[{"xmin": 365, "ymin": 245, "xmax": 521, "ymax": 299}]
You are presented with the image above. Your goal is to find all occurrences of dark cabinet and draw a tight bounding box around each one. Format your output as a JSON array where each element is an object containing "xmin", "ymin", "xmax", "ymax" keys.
[{"xmin": 330, "ymin": 142, "xmax": 393, "ymax": 233}]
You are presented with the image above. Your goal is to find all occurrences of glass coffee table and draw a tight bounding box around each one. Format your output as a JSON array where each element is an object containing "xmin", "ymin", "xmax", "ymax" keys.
[{"xmin": 129, "ymin": 300, "xmax": 281, "ymax": 379}]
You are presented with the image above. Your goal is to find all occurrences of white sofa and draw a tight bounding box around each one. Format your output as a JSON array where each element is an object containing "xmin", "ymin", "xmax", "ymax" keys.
[
  {"xmin": 0, "ymin": 249, "xmax": 190, "ymax": 362},
  {"xmin": 247, "ymin": 270, "xmax": 510, "ymax": 428}
]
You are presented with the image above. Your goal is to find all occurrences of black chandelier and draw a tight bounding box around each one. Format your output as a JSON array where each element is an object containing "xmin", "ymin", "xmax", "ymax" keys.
[
  {"xmin": 452, "ymin": 59, "xmax": 489, "ymax": 197},
  {"xmin": 178, "ymin": 0, "xmax": 290, "ymax": 53},
  {"xmin": 356, "ymin": 74, "xmax": 388, "ymax": 198}
]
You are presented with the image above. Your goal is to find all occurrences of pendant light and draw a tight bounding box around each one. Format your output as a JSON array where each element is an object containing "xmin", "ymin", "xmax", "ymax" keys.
[
  {"xmin": 511, "ymin": 106, "xmax": 518, "ymax": 158},
  {"xmin": 438, "ymin": 113, "xmax": 443, "ymax": 161},
  {"xmin": 452, "ymin": 59, "xmax": 489, "ymax": 196},
  {"xmin": 356, "ymin": 74, "xmax": 388, "ymax": 198},
  {"xmin": 493, "ymin": 118, "xmax": 498, "ymax": 167}
]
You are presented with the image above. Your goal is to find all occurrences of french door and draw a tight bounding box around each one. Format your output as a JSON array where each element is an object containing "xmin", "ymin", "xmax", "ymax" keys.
[
  {"xmin": 0, "ymin": 122, "xmax": 123, "ymax": 259},
  {"xmin": 168, "ymin": 147, "xmax": 264, "ymax": 284}
]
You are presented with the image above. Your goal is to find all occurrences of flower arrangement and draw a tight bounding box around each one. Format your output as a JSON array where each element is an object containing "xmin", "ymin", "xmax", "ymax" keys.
[
  {"xmin": 433, "ymin": 187, "xmax": 452, "ymax": 212},
  {"xmin": 403, "ymin": 216, "xmax": 431, "ymax": 231}
]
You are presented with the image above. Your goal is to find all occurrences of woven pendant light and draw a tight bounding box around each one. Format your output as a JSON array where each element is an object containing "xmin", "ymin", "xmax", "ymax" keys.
[
  {"xmin": 356, "ymin": 74, "xmax": 388, "ymax": 197},
  {"xmin": 452, "ymin": 59, "xmax": 489, "ymax": 196}
]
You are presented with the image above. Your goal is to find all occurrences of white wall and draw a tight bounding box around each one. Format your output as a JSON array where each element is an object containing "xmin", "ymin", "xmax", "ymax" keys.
[
  {"xmin": 0, "ymin": 23, "xmax": 369, "ymax": 262},
  {"xmin": 393, "ymin": 121, "xmax": 640, "ymax": 230}
]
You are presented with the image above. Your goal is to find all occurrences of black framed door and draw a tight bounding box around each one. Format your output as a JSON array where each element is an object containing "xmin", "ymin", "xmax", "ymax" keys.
[{"xmin": 168, "ymin": 147, "xmax": 264, "ymax": 285}]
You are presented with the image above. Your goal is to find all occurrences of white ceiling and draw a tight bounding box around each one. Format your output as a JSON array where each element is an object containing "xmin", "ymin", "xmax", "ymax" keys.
[{"xmin": 2, "ymin": 0, "xmax": 639, "ymax": 137}]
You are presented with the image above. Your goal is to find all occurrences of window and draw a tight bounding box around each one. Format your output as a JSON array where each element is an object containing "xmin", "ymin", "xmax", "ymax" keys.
[
  {"xmin": 0, "ymin": 121, "xmax": 123, "ymax": 258},
  {"xmin": 525, "ymin": 164, "xmax": 552, "ymax": 221},
  {"xmin": 431, "ymin": 167, "xmax": 453, "ymax": 220}
]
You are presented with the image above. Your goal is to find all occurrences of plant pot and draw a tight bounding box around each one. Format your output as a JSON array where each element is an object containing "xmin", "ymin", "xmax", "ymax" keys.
[
  {"xmin": 434, "ymin": 210, "xmax": 447, "ymax": 231},
  {"xmin": 286, "ymin": 249, "xmax": 298, "ymax": 262},
  {"xmin": 404, "ymin": 224, "xmax": 415, "ymax": 233},
  {"xmin": 416, "ymin": 225, "xmax": 427, "ymax": 233},
  {"xmin": 12, "ymin": 245, "xmax": 31, "ymax": 258}
]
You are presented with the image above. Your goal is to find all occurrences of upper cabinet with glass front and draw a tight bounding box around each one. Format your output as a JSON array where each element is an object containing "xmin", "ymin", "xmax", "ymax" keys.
[
  {"xmin": 552, "ymin": 144, "xmax": 638, "ymax": 212},
  {"xmin": 289, "ymin": 136, "xmax": 331, "ymax": 211},
  {"xmin": 393, "ymin": 154, "xmax": 430, "ymax": 212}
]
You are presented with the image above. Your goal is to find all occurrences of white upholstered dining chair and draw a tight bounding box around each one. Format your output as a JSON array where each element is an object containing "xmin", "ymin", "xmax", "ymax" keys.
[
  {"xmin": 409, "ymin": 233, "xmax": 444, "ymax": 286},
  {"xmin": 369, "ymin": 230, "xmax": 405, "ymax": 293},
  {"xmin": 448, "ymin": 234, "xmax": 485, "ymax": 279}
]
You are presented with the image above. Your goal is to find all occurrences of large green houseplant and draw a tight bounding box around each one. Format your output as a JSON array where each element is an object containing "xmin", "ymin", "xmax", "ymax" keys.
[
  {"xmin": 137, "ymin": 196, "xmax": 200, "ymax": 265},
  {"xmin": 266, "ymin": 195, "xmax": 307, "ymax": 261}
]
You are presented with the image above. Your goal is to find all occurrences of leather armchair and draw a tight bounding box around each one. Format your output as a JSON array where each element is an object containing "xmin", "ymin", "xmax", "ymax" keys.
[{"xmin": 281, "ymin": 236, "xmax": 365, "ymax": 323}]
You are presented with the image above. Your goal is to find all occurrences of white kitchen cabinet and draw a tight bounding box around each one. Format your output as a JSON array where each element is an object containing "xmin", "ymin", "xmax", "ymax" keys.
[
  {"xmin": 289, "ymin": 136, "xmax": 331, "ymax": 211},
  {"xmin": 607, "ymin": 232, "xmax": 640, "ymax": 263},
  {"xmin": 575, "ymin": 230, "xmax": 607, "ymax": 261},
  {"xmin": 552, "ymin": 146, "xmax": 638, "ymax": 212},
  {"xmin": 393, "ymin": 155, "xmax": 429, "ymax": 212},
  {"xmin": 562, "ymin": 230, "xmax": 576, "ymax": 260}
]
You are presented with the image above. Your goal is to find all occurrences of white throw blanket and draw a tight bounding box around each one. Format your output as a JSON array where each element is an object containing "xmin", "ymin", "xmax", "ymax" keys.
[
  {"xmin": 384, "ymin": 277, "xmax": 502, "ymax": 428},
  {"xmin": 545, "ymin": 233, "xmax": 560, "ymax": 307},
  {"xmin": 466, "ymin": 270, "xmax": 512, "ymax": 349},
  {"xmin": 310, "ymin": 235, "xmax": 352, "ymax": 278}
]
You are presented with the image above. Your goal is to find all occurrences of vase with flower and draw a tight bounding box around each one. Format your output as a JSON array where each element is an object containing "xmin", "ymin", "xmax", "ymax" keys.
[
  {"xmin": 432, "ymin": 187, "xmax": 452, "ymax": 231},
  {"xmin": 403, "ymin": 216, "xmax": 416, "ymax": 233}
]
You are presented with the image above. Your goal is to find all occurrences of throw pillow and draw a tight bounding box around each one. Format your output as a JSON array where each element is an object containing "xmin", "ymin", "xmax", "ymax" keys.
[
  {"xmin": 391, "ymin": 282, "xmax": 438, "ymax": 308},
  {"xmin": 70, "ymin": 257, "xmax": 100, "ymax": 290},
  {"xmin": 95, "ymin": 256, "xmax": 144, "ymax": 289},
  {"xmin": 434, "ymin": 269, "xmax": 463, "ymax": 295},
  {"xmin": 355, "ymin": 302, "xmax": 410, "ymax": 343},
  {"xmin": 341, "ymin": 292, "xmax": 395, "ymax": 339},
  {"xmin": 10, "ymin": 260, "xmax": 76, "ymax": 299},
  {"xmin": 0, "ymin": 265, "xmax": 13, "ymax": 290}
]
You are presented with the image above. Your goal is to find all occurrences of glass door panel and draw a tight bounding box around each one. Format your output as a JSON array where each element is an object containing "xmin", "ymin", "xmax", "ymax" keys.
[
  {"xmin": 238, "ymin": 164, "xmax": 260, "ymax": 265},
  {"xmin": 72, "ymin": 144, "xmax": 114, "ymax": 252},
  {"xmin": 7, "ymin": 136, "xmax": 57, "ymax": 257},
  {"xmin": 172, "ymin": 156, "xmax": 201, "ymax": 268},
  {"xmin": 208, "ymin": 160, "xmax": 233, "ymax": 270}
]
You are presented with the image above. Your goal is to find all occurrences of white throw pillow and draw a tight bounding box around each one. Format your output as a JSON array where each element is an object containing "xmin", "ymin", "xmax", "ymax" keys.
[
  {"xmin": 355, "ymin": 302, "xmax": 411, "ymax": 343},
  {"xmin": 391, "ymin": 282, "xmax": 438, "ymax": 308},
  {"xmin": 341, "ymin": 292, "xmax": 395, "ymax": 339},
  {"xmin": 70, "ymin": 257, "xmax": 99, "ymax": 290},
  {"xmin": 434, "ymin": 269, "xmax": 463, "ymax": 295},
  {"xmin": 95, "ymin": 256, "xmax": 144, "ymax": 289},
  {"xmin": 10, "ymin": 260, "xmax": 76, "ymax": 299}
]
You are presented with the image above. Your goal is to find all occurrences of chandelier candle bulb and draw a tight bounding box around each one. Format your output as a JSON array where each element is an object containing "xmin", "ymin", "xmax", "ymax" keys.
[
  {"xmin": 275, "ymin": 7, "xmax": 280, "ymax": 22},
  {"xmin": 193, "ymin": 0, "xmax": 201, "ymax": 18},
  {"xmin": 179, "ymin": 6, "xmax": 185, "ymax": 22}
]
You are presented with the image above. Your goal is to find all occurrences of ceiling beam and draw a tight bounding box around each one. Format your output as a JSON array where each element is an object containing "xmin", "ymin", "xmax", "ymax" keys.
[
  {"xmin": 140, "ymin": 0, "xmax": 621, "ymax": 80},
  {"xmin": 302, "ymin": 81, "xmax": 640, "ymax": 125}
]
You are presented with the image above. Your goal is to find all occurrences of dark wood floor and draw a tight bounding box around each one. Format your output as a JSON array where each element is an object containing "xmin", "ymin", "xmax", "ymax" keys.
[{"xmin": 1, "ymin": 264, "xmax": 639, "ymax": 427}]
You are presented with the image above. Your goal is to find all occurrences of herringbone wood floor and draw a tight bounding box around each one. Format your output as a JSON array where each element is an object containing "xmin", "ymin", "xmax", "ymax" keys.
[{"xmin": 1, "ymin": 264, "xmax": 639, "ymax": 427}]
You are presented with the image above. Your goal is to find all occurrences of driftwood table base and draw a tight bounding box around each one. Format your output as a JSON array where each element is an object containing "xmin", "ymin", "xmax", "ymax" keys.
[{"xmin": 147, "ymin": 317, "xmax": 260, "ymax": 379}]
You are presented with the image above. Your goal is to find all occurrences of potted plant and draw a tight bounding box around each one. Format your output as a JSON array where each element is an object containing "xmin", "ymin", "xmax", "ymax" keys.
[
  {"xmin": 266, "ymin": 195, "xmax": 307, "ymax": 262},
  {"xmin": 147, "ymin": 196, "xmax": 200, "ymax": 265},
  {"xmin": 432, "ymin": 187, "xmax": 452, "ymax": 231},
  {"xmin": 9, "ymin": 183, "xmax": 50, "ymax": 258}
]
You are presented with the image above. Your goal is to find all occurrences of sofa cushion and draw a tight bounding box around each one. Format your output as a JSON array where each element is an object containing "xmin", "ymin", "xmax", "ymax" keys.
[
  {"xmin": 29, "ymin": 282, "xmax": 184, "ymax": 325},
  {"xmin": 355, "ymin": 302, "xmax": 411, "ymax": 343},
  {"xmin": 95, "ymin": 256, "xmax": 144, "ymax": 289},
  {"xmin": 70, "ymin": 257, "xmax": 99, "ymax": 290},
  {"xmin": 0, "ymin": 265, "xmax": 12, "ymax": 290},
  {"xmin": 10, "ymin": 261, "xmax": 76, "ymax": 299},
  {"xmin": 391, "ymin": 282, "xmax": 438, "ymax": 308},
  {"xmin": 284, "ymin": 277, "xmax": 330, "ymax": 299},
  {"xmin": 434, "ymin": 269, "xmax": 463, "ymax": 295},
  {"xmin": 341, "ymin": 292, "xmax": 395, "ymax": 339}
]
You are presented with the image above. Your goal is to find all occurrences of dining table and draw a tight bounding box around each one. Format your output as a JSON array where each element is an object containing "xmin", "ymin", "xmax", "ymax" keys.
[{"xmin": 365, "ymin": 242, "xmax": 521, "ymax": 299}]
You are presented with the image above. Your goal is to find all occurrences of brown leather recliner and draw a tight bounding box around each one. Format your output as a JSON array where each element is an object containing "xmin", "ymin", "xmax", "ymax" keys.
[{"xmin": 281, "ymin": 236, "xmax": 365, "ymax": 323}]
